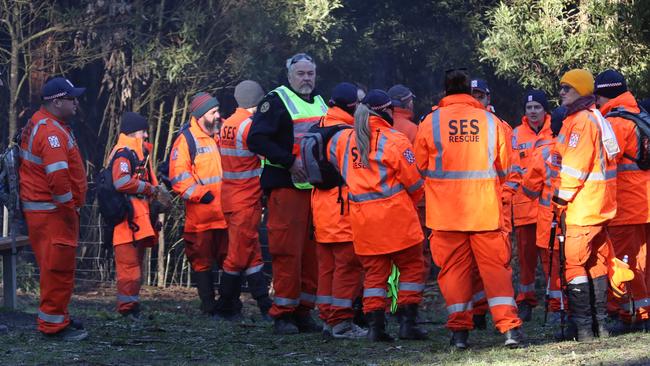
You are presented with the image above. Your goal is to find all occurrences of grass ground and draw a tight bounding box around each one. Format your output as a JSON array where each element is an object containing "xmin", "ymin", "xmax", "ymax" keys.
[{"xmin": 2, "ymin": 284, "xmax": 650, "ymax": 366}]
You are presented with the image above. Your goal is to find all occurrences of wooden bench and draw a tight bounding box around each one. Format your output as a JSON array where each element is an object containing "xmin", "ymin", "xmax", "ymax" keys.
[{"xmin": 0, "ymin": 235, "xmax": 30, "ymax": 309}]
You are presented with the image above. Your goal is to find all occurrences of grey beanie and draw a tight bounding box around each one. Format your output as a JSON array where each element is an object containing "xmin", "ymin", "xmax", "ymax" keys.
[{"xmin": 234, "ymin": 80, "xmax": 265, "ymax": 108}]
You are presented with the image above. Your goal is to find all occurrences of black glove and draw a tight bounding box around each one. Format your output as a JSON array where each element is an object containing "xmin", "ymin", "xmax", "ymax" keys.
[{"xmin": 200, "ymin": 191, "xmax": 215, "ymax": 204}]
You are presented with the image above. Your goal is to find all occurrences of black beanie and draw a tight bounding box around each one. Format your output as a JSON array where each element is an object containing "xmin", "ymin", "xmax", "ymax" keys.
[
  {"xmin": 120, "ymin": 112, "xmax": 149, "ymax": 135},
  {"xmin": 524, "ymin": 90, "xmax": 549, "ymax": 111},
  {"xmin": 594, "ymin": 69, "xmax": 627, "ymax": 99},
  {"xmin": 330, "ymin": 82, "xmax": 358, "ymax": 109}
]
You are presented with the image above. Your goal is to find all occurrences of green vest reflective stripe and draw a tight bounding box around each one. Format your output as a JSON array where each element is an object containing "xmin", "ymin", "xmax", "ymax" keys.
[{"xmin": 264, "ymin": 85, "xmax": 328, "ymax": 190}]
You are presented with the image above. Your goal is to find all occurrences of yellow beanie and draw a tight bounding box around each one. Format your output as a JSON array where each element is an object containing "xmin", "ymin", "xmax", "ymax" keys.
[{"xmin": 560, "ymin": 69, "xmax": 594, "ymax": 96}]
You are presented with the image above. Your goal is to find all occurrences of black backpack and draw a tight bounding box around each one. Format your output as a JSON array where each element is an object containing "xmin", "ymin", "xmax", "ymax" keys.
[
  {"xmin": 158, "ymin": 122, "xmax": 197, "ymax": 190},
  {"xmin": 299, "ymin": 121, "xmax": 352, "ymax": 190},
  {"xmin": 605, "ymin": 106, "xmax": 650, "ymax": 170},
  {"xmin": 96, "ymin": 148, "xmax": 140, "ymax": 228},
  {"xmin": 0, "ymin": 131, "xmax": 25, "ymax": 238}
]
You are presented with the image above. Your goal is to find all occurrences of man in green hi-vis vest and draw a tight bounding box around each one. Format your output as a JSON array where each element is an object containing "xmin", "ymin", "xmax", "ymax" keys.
[{"xmin": 247, "ymin": 53, "xmax": 328, "ymax": 335}]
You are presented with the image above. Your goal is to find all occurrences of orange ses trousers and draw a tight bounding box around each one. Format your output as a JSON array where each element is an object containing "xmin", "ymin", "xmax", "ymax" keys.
[
  {"xmin": 222, "ymin": 203, "xmax": 264, "ymax": 274},
  {"xmin": 183, "ymin": 229, "xmax": 228, "ymax": 272},
  {"xmin": 115, "ymin": 243, "xmax": 146, "ymax": 314}
]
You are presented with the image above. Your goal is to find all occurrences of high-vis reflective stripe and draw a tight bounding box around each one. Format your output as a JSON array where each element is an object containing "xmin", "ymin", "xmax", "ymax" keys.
[
  {"xmin": 136, "ymin": 181, "xmax": 146, "ymax": 193},
  {"xmin": 447, "ymin": 301, "xmax": 473, "ymax": 314},
  {"xmin": 331, "ymin": 298, "xmax": 354, "ymax": 307},
  {"xmin": 117, "ymin": 294, "xmax": 140, "ymax": 303},
  {"xmin": 558, "ymin": 189, "xmax": 574, "ymax": 200},
  {"xmin": 519, "ymin": 283, "xmax": 535, "ymax": 293},
  {"xmin": 423, "ymin": 169, "xmax": 497, "ymax": 179},
  {"xmin": 341, "ymin": 133, "xmax": 353, "ymax": 181},
  {"xmin": 196, "ymin": 146, "xmax": 217, "ymax": 155},
  {"xmin": 316, "ymin": 295, "xmax": 332, "ymax": 304},
  {"xmin": 53, "ymin": 191, "xmax": 73, "ymax": 203},
  {"xmin": 506, "ymin": 181, "xmax": 519, "ymax": 190},
  {"xmin": 586, "ymin": 169, "xmax": 617, "ymax": 181},
  {"xmin": 19, "ymin": 149, "xmax": 43, "ymax": 164},
  {"xmin": 44, "ymin": 161, "xmax": 69, "ymax": 174},
  {"xmin": 236, "ymin": 118, "xmax": 252, "ymax": 150},
  {"xmin": 618, "ymin": 163, "xmax": 640, "ymax": 172},
  {"xmin": 557, "ymin": 134, "xmax": 566, "ymax": 144},
  {"xmin": 522, "ymin": 186, "xmax": 540, "ymax": 198},
  {"xmin": 274, "ymin": 297, "xmax": 300, "ymax": 306},
  {"xmin": 621, "ymin": 298, "xmax": 650, "ymax": 312},
  {"xmin": 183, "ymin": 184, "xmax": 197, "ymax": 200},
  {"xmin": 114, "ymin": 175, "xmax": 132, "ymax": 189},
  {"xmin": 276, "ymin": 87, "xmax": 300, "ymax": 115},
  {"xmin": 223, "ymin": 168, "xmax": 262, "ymax": 180},
  {"xmin": 407, "ymin": 180, "xmax": 424, "ymax": 193},
  {"xmin": 399, "ymin": 282, "xmax": 425, "ymax": 292},
  {"xmin": 561, "ymin": 165, "xmax": 589, "ymax": 180},
  {"xmin": 244, "ymin": 264, "xmax": 264, "ymax": 275},
  {"xmin": 487, "ymin": 296, "xmax": 517, "ymax": 307},
  {"xmin": 569, "ymin": 275, "xmax": 589, "ymax": 285},
  {"xmin": 349, "ymin": 185, "xmax": 403, "ymax": 203},
  {"xmin": 300, "ymin": 292, "xmax": 317, "ymax": 303},
  {"xmin": 51, "ymin": 120, "xmax": 76, "ymax": 149},
  {"xmin": 220, "ymin": 148, "xmax": 256, "ymax": 157},
  {"xmin": 38, "ymin": 310, "xmax": 65, "ymax": 323},
  {"xmin": 363, "ymin": 288, "xmax": 387, "ymax": 297},
  {"xmin": 171, "ymin": 172, "xmax": 192, "ymax": 184},
  {"xmin": 328, "ymin": 130, "xmax": 342, "ymax": 167},
  {"xmin": 472, "ymin": 291, "xmax": 485, "ymax": 303},
  {"xmin": 535, "ymin": 139, "xmax": 554, "ymax": 148},
  {"xmin": 28, "ymin": 119, "xmax": 48, "ymax": 156},
  {"xmin": 511, "ymin": 165, "xmax": 524, "ymax": 174},
  {"xmin": 549, "ymin": 290, "xmax": 563, "ymax": 299},
  {"xmin": 201, "ymin": 176, "xmax": 222, "ymax": 185},
  {"xmin": 539, "ymin": 194, "xmax": 551, "ymax": 207},
  {"xmin": 22, "ymin": 201, "xmax": 57, "ymax": 211}
]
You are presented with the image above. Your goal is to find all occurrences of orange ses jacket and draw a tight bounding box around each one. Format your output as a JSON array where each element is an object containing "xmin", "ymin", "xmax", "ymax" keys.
[
  {"xmin": 599, "ymin": 92, "xmax": 650, "ymax": 226},
  {"xmin": 219, "ymin": 108, "xmax": 262, "ymax": 213},
  {"xmin": 555, "ymin": 106, "xmax": 617, "ymax": 226},
  {"xmin": 414, "ymin": 94, "xmax": 510, "ymax": 232},
  {"xmin": 511, "ymin": 114, "xmax": 554, "ymax": 226},
  {"xmin": 170, "ymin": 117, "xmax": 227, "ymax": 232},
  {"xmin": 108, "ymin": 133, "xmax": 158, "ymax": 246},
  {"xmin": 19, "ymin": 107, "xmax": 87, "ymax": 245},
  {"xmin": 312, "ymin": 107, "xmax": 354, "ymax": 244},
  {"xmin": 327, "ymin": 115, "xmax": 424, "ymax": 255}
]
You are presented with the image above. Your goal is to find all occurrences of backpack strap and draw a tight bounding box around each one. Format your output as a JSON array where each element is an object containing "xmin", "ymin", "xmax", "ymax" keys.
[
  {"xmin": 181, "ymin": 128, "xmax": 197, "ymax": 165},
  {"xmin": 109, "ymin": 147, "xmax": 140, "ymax": 235}
]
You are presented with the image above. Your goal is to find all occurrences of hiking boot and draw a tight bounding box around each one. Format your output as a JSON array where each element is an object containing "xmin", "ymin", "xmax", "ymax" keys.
[
  {"xmin": 472, "ymin": 314, "xmax": 487, "ymax": 330},
  {"xmin": 322, "ymin": 323, "xmax": 333, "ymax": 339},
  {"xmin": 352, "ymin": 297, "xmax": 368, "ymax": 328},
  {"xmin": 294, "ymin": 312, "xmax": 320, "ymax": 333},
  {"xmin": 193, "ymin": 270, "xmax": 217, "ymax": 315},
  {"xmin": 44, "ymin": 324, "xmax": 89, "ymax": 342},
  {"xmin": 607, "ymin": 318, "xmax": 632, "ymax": 336},
  {"xmin": 397, "ymin": 304, "xmax": 428, "ymax": 340},
  {"xmin": 567, "ymin": 282, "xmax": 595, "ymax": 342},
  {"xmin": 366, "ymin": 310, "xmax": 393, "ymax": 342},
  {"xmin": 517, "ymin": 302, "xmax": 533, "ymax": 322},
  {"xmin": 449, "ymin": 330, "xmax": 469, "ymax": 350},
  {"xmin": 69, "ymin": 318, "xmax": 84, "ymax": 330},
  {"xmin": 256, "ymin": 296, "xmax": 273, "ymax": 322},
  {"xmin": 504, "ymin": 327, "xmax": 525, "ymax": 348},
  {"xmin": 215, "ymin": 272, "xmax": 243, "ymax": 321},
  {"xmin": 273, "ymin": 315, "xmax": 299, "ymax": 335},
  {"xmin": 246, "ymin": 271, "xmax": 272, "ymax": 322},
  {"xmin": 332, "ymin": 320, "xmax": 368, "ymax": 339},
  {"xmin": 591, "ymin": 276, "xmax": 610, "ymax": 338},
  {"xmin": 554, "ymin": 318, "xmax": 577, "ymax": 341}
]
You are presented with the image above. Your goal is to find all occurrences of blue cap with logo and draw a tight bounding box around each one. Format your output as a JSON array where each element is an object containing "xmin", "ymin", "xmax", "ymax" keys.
[
  {"xmin": 41, "ymin": 77, "xmax": 86, "ymax": 101},
  {"xmin": 470, "ymin": 79, "xmax": 490, "ymax": 94}
]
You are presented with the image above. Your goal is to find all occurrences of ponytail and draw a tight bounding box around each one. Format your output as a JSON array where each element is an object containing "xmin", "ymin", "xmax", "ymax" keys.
[{"xmin": 354, "ymin": 103, "xmax": 372, "ymax": 166}]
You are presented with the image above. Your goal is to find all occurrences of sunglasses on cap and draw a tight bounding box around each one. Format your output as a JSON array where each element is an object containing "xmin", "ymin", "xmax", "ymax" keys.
[{"xmin": 286, "ymin": 53, "xmax": 314, "ymax": 69}]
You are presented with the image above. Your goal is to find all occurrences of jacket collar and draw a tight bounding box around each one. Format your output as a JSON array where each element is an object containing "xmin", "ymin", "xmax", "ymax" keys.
[
  {"xmin": 190, "ymin": 116, "xmax": 213, "ymax": 138},
  {"xmin": 37, "ymin": 106, "xmax": 67, "ymax": 125},
  {"xmin": 368, "ymin": 115, "xmax": 392, "ymax": 130},
  {"xmin": 323, "ymin": 106, "xmax": 354, "ymax": 126},
  {"xmin": 521, "ymin": 114, "xmax": 552, "ymax": 136},
  {"xmin": 599, "ymin": 91, "xmax": 640, "ymax": 115},
  {"xmin": 438, "ymin": 94, "xmax": 485, "ymax": 109},
  {"xmin": 115, "ymin": 133, "xmax": 146, "ymax": 160}
]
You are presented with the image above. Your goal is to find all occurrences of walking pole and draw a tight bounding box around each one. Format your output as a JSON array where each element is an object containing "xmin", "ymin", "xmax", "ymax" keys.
[{"xmin": 557, "ymin": 212, "xmax": 568, "ymax": 339}]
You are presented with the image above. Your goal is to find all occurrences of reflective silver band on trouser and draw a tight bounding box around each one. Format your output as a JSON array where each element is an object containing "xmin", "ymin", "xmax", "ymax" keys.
[
  {"xmin": 22, "ymin": 201, "xmax": 57, "ymax": 211},
  {"xmin": 568, "ymin": 275, "xmax": 589, "ymax": 285},
  {"xmin": 38, "ymin": 310, "xmax": 65, "ymax": 323},
  {"xmin": 44, "ymin": 161, "xmax": 69, "ymax": 174},
  {"xmin": 519, "ymin": 283, "xmax": 535, "ymax": 293},
  {"xmin": 398, "ymin": 282, "xmax": 425, "ymax": 292},
  {"xmin": 316, "ymin": 295, "xmax": 332, "ymax": 305},
  {"xmin": 331, "ymin": 297, "xmax": 353, "ymax": 307},
  {"xmin": 117, "ymin": 294, "xmax": 140, "ymax": 303},
  {"xmin": 274, "ymin": 297, "xmax": 300, "ymax": 307},
  {"xmin": 183, "ymin": 184, "xmax": 197, "ymax": 200},
  {"xmin": 621, "ymin": 297, "xmax": 650, "ymax": 312},
  {"xmin": 136, "ymin": 181, "xmax": 146, "ymax": 193},
  {"xmin": 549, "ymin": 290, "xmax": 563, "ymax": 299},
  {"xmin": 363, "ymin": 288, "xmax": 387, "ymax": 297},
  {"xmin": 201, "ymin": 176, "xmax": 222, "ymax": 185},
  {"xmin": 487, "ymin": 297, "xmax": 517, "ymax": 307},
  {"xmin": 300, "ymin": 292, "xmax": 316, "ymax": 303},
  {"xmin": 244, "ymin": 264, "xmax": 264, "ymax": 275},
  {"xmin": 447, "ymin": 301, "xmax": 473, "ymax": 314}
]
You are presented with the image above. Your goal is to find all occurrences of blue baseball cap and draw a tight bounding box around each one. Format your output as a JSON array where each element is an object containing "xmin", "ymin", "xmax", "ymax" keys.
[
  {"xmin": 41, "ymin": 77, "xmax": 86, "ymax": 101},
  {"xmin": 471, "ymin": 79, "xmax": 490, "ymax": 94}
]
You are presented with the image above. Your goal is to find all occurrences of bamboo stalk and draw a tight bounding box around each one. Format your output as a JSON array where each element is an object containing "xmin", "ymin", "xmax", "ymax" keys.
[
  {"xmin": 152, "ymin": 101, "xmax": 165, "ymax": 166},
  {"xmin": 144, "ymin": 247, "xmax": 151, "ymax": 286},
  {"xmin": 163, "ymin": 94, "xmax": 180, "ymax": 158},
  {"xmin": 156, "ymin": 213, "xmax": 165, "ymax": 288}
]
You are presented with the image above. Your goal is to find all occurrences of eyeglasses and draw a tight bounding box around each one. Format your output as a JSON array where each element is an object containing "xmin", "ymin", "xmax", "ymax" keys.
[
  {"xmin": 286, "ymin": 53, "xmax": 314, "ymax": 69},
  {"xmin": 559, "ymin": 85, "xmax": 572, "ymax": 93}
]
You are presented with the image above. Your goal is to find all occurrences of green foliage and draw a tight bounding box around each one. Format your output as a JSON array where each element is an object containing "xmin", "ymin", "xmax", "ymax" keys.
[{"xmin": 480, "ymin": 0, "xmax": 650, "ymax": 96}]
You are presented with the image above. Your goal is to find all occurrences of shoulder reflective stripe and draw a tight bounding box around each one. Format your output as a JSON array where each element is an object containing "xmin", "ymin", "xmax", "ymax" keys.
[
  {"xmin": 273, "ymin": 296, "xmax": 300, "ymax": 306},
  {"xmin": 28, "ymin": 119, "xmax": 48, "ymax": 154},
  {"xmin": 331, "ymin": 297, "xmax": 353, "ymax": 308},
  {"xmin": 518, "ymin": 283, "xmax": 535, "ymax": 293},
  {"xmin": 557, "ymin": 134, "xmax": 566, "ymax": 144},
  {"xmin": 22, "ymin": 201, "xmax": 57, "ymax": 211},
  {"xmin": 117, "ymin": 294, "xmax": 140, "ymax": 303},
  {"xmin": 38, "ymin": 310, "xmax": 65, "ymax": 323},
  {"xmin": 44, "ymin": 161, "xmax": 68, "ymax": 174},
  {"xmin": 171, "ymin": 172, "xmax": 192, "ymax": 185},
  {"xmin": 223, "ymin": 169, "xmax": 262, "ymax": 180},
  {"xmin": 558, "ymin": 189, "xmax": 574, "ymax": 200},
  {"xmin": 511, "ymin": 165, "xmax": 524, "ymax": 174},
  {"xmin": 472, "ymin": 291, "xmax": 485, "ymax": 303},
  {"xmin": 618, "ymin": 163, "xmax": 640, "ymax": 172},
  {"xmin": 535, "ymin": 139, "xmax": 553, "ymax": 148},
  {"xmin": 375, "ymin": 134, "xmax": 391, "ymax": 193},
  {"xmin": 220, "ymin": 147, "xmax": 256, "ymax": 157},
  {"xmin": 568, "ymin": 275, "xmax": 589, "ymax": 285},
  {"xmin": 342, "ymin": 132, "xmax": 352, "ymax": 181},
  {"xmin": 586, "ymin": 169, "xmax": 617, "ymax": 181},
  {"xmin": 315, "ymin": 95, "xmax": 328, "ymax": 114},
  {"xmin": 300, "ymin": 292, "xmax": 317, "ymax": 303},
  {"xmin": 53, "ymin": 191, "xmax": 73, "ymax": 203},
  {"xmin": 561, "ymin": 165, "xmax": 588, "ymax": 180},
  {"xmin": 51, "ymin": 120, "xmax": 75, "ymax": 149},
  {"xmin": 431, "ymin": 109, "xmax": 443, "ymax": 172},
  {"xmin": 244, "ymin": 264, "xmax": 264, "ymax": 276},
  {"xmin": 236, "ymin": 118, "xmax": 253, "ymax": 150},
  {"xmin": 423, "ymin": 170, "xmax": 496, "ymax": 179},
  {"xmin": 522, "ymin": 185, "xmax": 540, "ymax": 198},
  {"xmin": 202, "ymin": 176, "xmax": 222, "ymax": 185},
  {"xmin": 197, "ymin": 146, "xmax": 216, "ymax": 155},
  {"xmin": 446, "ymin": 301, "xmax": 473, "ymax": 314},
  {"xmin": 316, "ymin": 295, "xmax": 332, "ymax": 304},
  {"xmin": 183, "ymin": 184, "xmax": 197, "ymax": 200},
  {"xmin": 486, "ymin": 112, "xmax": 496, "ymax": 166},
  {"xmin": 19, "ymin": 148, "xmax": 43, "ymax": 164},
  {"xmin": 348, "ymin": 185, "xmax": 403, "ymax": 202},
  {"xmin": 275, "ymin": 87, "xmax": 299, "ymax": 115},
  {"xmin": 407, "ymin": 179, "xmax": 423, "ymax": 193},
  {"xmin": 136, "ymin": 181, "xmax": 146, "ymax": 193},
  {"xmin": 549, "ymin": 290, "xmax": 563, "ymax": 299},
  {"xmin": 487, "ymin": 296, "xmax": 517, "ymax": 307},
  {"xmin": 398, "ymin": 282, "xmax": 425, "ymax": 292},
  {"xmin": 328, "ymin": 130, "xmax": 342, "ymax": 167},
  {"xmin": 113, "ymin": 175, "xmax": 132, "ymax": 189},
  {"xmin": 363, "ymin": 288, "xmax": 387, "ymax": 297}
]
